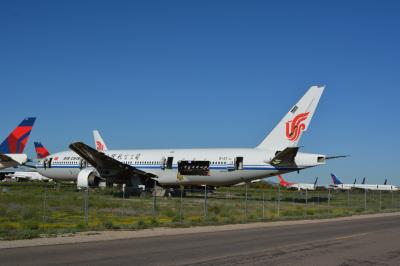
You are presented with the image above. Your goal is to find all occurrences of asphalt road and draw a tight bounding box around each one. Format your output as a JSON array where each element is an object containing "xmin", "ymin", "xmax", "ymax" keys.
[{"xmin": 1, "ymin": 215, "xmax": 400, "ymax": 266}]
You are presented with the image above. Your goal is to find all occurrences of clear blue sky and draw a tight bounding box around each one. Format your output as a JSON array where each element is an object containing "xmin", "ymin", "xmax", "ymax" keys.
[{"xmin": 1, "ymin": 1, "xmax": 399, "ymax": 185}]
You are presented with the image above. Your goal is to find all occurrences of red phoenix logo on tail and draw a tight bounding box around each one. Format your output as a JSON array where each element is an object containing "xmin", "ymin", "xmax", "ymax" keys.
[
  {"xmin": 96, "ymin": 141, "xmax": 104, "ymax": 151},
  {"xmin": 285, "ymin": 112, "xmax": 310, "ymax": 142}
]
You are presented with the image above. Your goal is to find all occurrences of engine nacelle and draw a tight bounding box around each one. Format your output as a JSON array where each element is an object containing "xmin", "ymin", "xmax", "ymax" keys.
[{"xmin": 77, "ymin": 168, "xmax": 101, "ymax": 189}]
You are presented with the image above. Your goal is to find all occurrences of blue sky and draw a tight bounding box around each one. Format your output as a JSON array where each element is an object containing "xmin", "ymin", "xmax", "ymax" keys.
[{"xmin": 1, "ymin": 0, "xmax": 399, "ymax": 185}]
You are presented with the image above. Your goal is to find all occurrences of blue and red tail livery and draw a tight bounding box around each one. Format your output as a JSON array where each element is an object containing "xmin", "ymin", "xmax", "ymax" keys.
[
  {"xmin": 0, "ymin": 117, "xmax": 36, "ymax": 154},
  {"xmin": 34, "ymin": 142, "xmax": 50, "ymax": 159},
  {"xmin": 331, "ymin": 173, "xmax": 343, "ymax": 185}
]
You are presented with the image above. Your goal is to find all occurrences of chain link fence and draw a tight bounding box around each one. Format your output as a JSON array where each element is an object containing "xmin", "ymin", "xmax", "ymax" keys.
[{"xmin": 1, "ymin": 182, "xmax": 400, "ymax": 240}]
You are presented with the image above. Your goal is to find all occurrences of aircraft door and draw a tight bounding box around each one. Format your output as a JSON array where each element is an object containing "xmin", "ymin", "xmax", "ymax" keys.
[
  {"xmin": 79, "ymin": 159, "xmax": 87, "ymax": 169},
  {"xmin": 166, "ymin": 157, "xmax": 173, "ymax": 169},
  {"xmin": 235, "ymin": 157, "xmax": 243, "ymax": 170}
]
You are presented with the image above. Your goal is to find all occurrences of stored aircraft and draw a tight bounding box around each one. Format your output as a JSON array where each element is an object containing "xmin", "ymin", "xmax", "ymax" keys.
[
  {"xmin": 278, "ymin": 175, "xmax": 318, "ymax": 190},
  {"xmin": 354, "ymin": 178, "xmax": 398, "ymax": 191},
  {"xmin": 330, "ymin": 173, "xmax": 356, "ymax": 190},
  {"xmin": 0, "ymin": 118, "xmax": 36, "ymax": 169},
  {"xmin": 35, "ymin": 86, "xmax": 344, "ymax": 192}
]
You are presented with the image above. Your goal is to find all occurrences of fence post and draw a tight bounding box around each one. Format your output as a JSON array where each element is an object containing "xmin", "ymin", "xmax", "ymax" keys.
[
  {"xmin": 328, "ymin": 188, "xmax": 331, "ymax": 214},
  {"xmin": 391, "ymin": 191, "xmax": 394, "ymax": 209},
  {"xmin": 179, "ymin": 186, "xmax": 184, "ymax": 224},
  {"xmin": 84, "ymin": 188, "xmax": 89, "ymax": 225},
  {"xmin": 122, "ymin": 184, "xmax": 125, "ymax": 216},
  {"xmin": 305, "ymin": 189, "xmax": 308, "ymax": 217},
  {"xmin": 204, "ymin": 185, "xmax": 208, "ymax": 220},
  {"xmin": 153, "ymin": 180, "xmax": 157, "ymax": 216},
  {"xmin": 364, "ymin": 189, "xmax": 367, "ymax": 211},
  {"xmin": 262, "ymin": 191, "xmax": 265, "ymax": 221},
  {"xmin": 42, "ymin": 184, "xmax": 47, "ymax": 232},
  {"xmin": 277, "ymin": 184, "xmax": 280, "ymax": 217},
  {"xmin": 244, "ymin": 183, "xmax": 248, "ymax": 220}
]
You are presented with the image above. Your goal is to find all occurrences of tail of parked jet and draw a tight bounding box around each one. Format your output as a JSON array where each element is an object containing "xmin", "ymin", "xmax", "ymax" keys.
[
  {"xmin": 384, "ymin": 179, "xmax": 387, "ymax": 185},
  {"xmin": 93, "ymin": 130, "xmax": 108, "ymax": 151},
  {"xmin": 353, "ymin": 178, "xmax": 357, "ymax": 185},
  {"xmin": 256, "ymin": 86, "xmax": 324, "ymax": 151},
  {"xmin": 314, "ymin": 177, "xmax": 318, "ymax": 186},
  {"xmin": 278, "ymin": 175, "xmax": 291, "ymax": 187},
  {"xmin": 361, "ymin": 177, "xmax": 366, "ymax": 184},
  {"xmin": 0, "ymin": 117, "xmax": 36, "ymax": 154},
  {"xmin": 331, "ymin": 173, "xmax": 343, "ymax": 185},
  {"xmin": 34, "ymin": 142, "xmax": 50, "ymax": 159}
]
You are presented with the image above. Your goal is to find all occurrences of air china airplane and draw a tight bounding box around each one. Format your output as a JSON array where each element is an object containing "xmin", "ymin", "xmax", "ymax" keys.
[
  {"xmin": 278, "ymin": 175, "xmax": 318, "ymax": 191},
  {"xmin": 35, "ymin": 86, "xmax": 344, "ymax": 191},
  {"xmin": 0, "ymin": 118, "xmax": 36, "ymax": 169}
]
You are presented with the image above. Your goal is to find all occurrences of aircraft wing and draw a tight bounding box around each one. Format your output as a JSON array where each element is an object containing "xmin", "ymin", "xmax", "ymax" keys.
[
  {"xmin": 69, "ymin": 142, "xmax": 155, "ymax": 186},
  {"xmin": 270, "ymin": 147, "xmax": 299, "ymax": 167},
  {"xmin": 0, "ymin": 153, "xmax": 15, "ymax": 162}
]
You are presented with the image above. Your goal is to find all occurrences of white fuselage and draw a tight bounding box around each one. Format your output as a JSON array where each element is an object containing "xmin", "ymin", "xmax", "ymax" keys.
[
  {"xmin": 353, "ymin": 184, "xmax": 399, "ymax": 191},
  {"xmin": 6, "ymin": 171, "xmax": 50, "ymax": 181},
  {"xmin": 36, "ymin": 148, "xmax": 325, "ymax": 186},
  {"xmin": 288, "ymin": 183, "xmax": 316, "ymax": 191},
  {"xmin": 330, "ymin": 184, "xmax": 354, "ymax": 190}
]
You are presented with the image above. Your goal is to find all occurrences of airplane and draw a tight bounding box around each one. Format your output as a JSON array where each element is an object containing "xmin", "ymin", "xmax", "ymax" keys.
[
  {"xmin": 353, "ymin": 178, "xmax": 399, "ymax": 191},
  {"xmin": 34, "ymin": 142, "xmax": 50, "ymax": 159},
  {"xmin": 278, "ymin": 175, "xmax": 318, "ymax": 190},
  {"xmin": 330, "ymin": 173, "xmax": 356, "ymax": 190},
  {"xmin": 35, "ymin": 86, "xmax": 345, "ymax": 193},
  {"xmin": 3, "ymin": 171, "xmax": 50, "ymax": 182},
  {"xmin": 0, "ymin": 118, "xmax": 36, "ymax": 169}
]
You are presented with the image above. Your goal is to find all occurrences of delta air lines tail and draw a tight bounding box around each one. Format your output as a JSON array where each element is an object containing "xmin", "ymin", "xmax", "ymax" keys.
[
  {"xmin": 0, "ymin": 117, "xmax": 36, "ymax": 154},
  {"xmin": 34, "ymin": 142, "xmax": 50, "ymax": 159},
  {"xmin": 0, "ymin": 117, "xmax": 36, "ymax": 169}
]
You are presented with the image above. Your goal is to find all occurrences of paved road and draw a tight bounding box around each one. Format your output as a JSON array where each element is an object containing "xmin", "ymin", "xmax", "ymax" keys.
[{"xmin": 1, "ymin": 215, "xmax": 400, "ymax": 265}]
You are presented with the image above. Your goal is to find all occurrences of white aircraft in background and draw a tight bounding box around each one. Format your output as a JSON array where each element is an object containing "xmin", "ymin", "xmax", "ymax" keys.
[
  {"xmin": 278, "ymin": 175, "xmax": 318, "ymax": 190},
  {"xmin": 35, "ymin": 86, "xmax": 345, "ymax": 193},
  {"xmin": 4, "ymin": 171, "xmax": 50, "ymax": 182},
  {"xmin": 0, "ymin": 118, "xmax": 36, "ymax": 169},
  {"xmin": 354, "ymin": 178, "xmax": 399, "ymax": 191},
  {"xmin": 330, "ymin": 173, "xmax": 356, "ymax": 190}
]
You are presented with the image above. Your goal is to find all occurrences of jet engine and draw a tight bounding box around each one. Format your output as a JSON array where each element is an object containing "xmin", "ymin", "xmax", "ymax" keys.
[{"xmin": 77, "ymin": 168, "xmax": 102, "ymax": 188}]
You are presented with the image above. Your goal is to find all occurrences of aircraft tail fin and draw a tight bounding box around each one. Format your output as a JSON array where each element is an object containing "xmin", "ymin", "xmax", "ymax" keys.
[
  {"xmin": 314, "ymin": 177, "xmax": 318, "ymax": 186},
  {"xmin": 362, "ymin": 177, "xmax": 366, "ymax": 184},
  {"xmin": 256, "ymin": 86, "xmax": 324, "ymax": 151},
  {"xmin": 93, "ymin": 130, "xmax": 108, "ymax": 151},
  {"xmin": 331, "ymin": 173, "xmax": 343, "ymax": 185},
  {"xmin": 0, "ymin": 117, "xmax": 36, "ymax": 154},
  {"xmin": 278, "ymin": 175, "xmax": 289, "ymax": 187},
  {"xmin": 34, "ymin": 142, "xmax": 50, "ymax": 159},
  {"xmin": 353, "ymin": 178, "xmax": 357, "ymax": 185},
  {"xmin": 384, "ymin": 179, "xmax": 387, "ymax": 185}
]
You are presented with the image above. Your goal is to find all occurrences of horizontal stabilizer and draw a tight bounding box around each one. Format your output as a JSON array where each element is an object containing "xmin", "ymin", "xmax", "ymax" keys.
[
  {"xmin": 270, "ymin": 147, "xmax": 299, "ymax": 167},
  {"xmin": 326, "ymin": 155, "xmax": 350, "ymax": 160}
]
